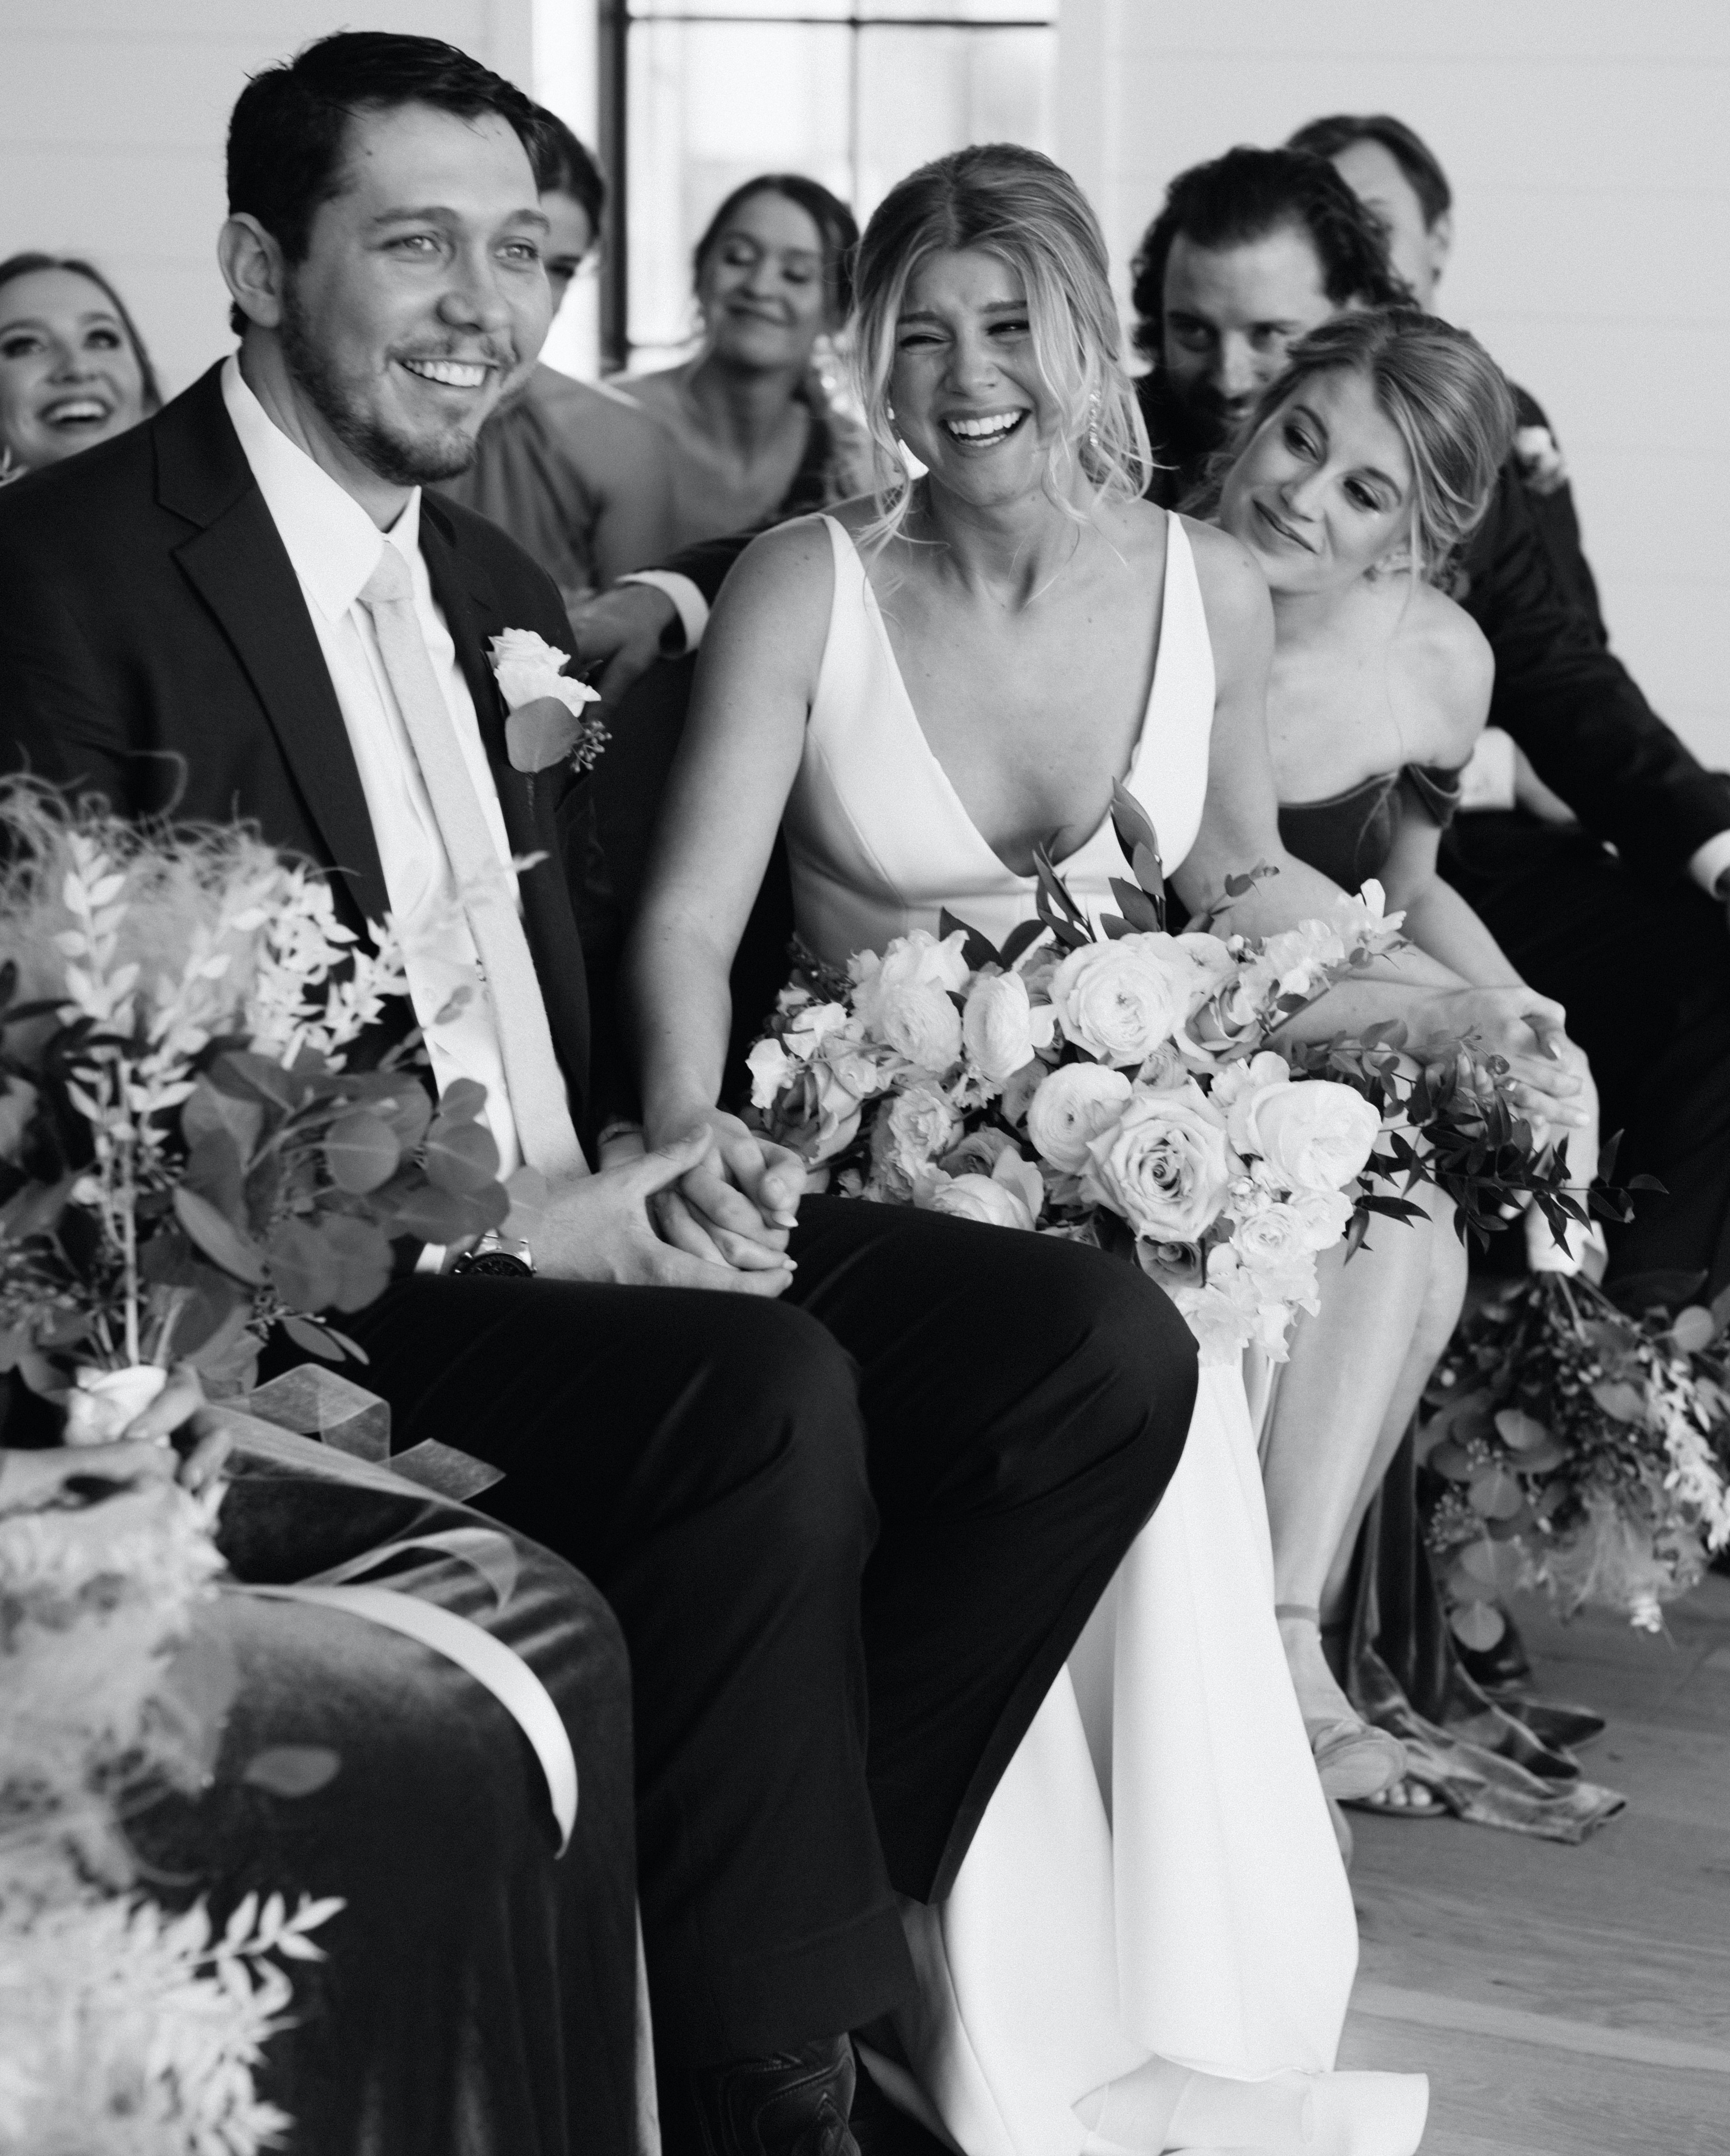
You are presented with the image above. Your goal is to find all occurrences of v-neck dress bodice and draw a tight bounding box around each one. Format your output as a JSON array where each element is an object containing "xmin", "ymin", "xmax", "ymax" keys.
[{"xmin": 783, "ymin": 512, "xmax": 1216, "ymax": 969}]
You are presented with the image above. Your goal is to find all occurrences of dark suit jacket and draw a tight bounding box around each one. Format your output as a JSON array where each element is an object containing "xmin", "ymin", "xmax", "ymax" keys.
[
  {"xmin": 0, "ymin": 362, "xmax": 594, "ymax": 1130},
  {"xmin": 1132, "ymin": 369, "xmax": 1730, "ymax": 886}
]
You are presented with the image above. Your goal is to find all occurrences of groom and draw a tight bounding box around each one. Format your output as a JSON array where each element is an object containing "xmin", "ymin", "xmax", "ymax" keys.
[{"xmin": 0, "ymin": 33, "xmax": 1197, "ymax": 2156}]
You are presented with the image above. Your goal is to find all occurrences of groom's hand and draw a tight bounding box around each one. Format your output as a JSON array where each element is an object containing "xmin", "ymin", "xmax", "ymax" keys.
[
  {"xmin": 536, "ymin": 1131, "xmax": 794, "ymax": 1293},
  {"xmin": 649, "ymin": 1111, "xmax": 807, "ymax": 1272}
]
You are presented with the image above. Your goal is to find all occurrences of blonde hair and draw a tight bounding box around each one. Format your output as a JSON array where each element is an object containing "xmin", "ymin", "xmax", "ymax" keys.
[
  {"xmin": 850, "ymin": 144, "xmax": 1151, "ymax": 546},
  {"xmin": 1209, "ymin": 307, "xmax": 1516, "ymax": 581}
]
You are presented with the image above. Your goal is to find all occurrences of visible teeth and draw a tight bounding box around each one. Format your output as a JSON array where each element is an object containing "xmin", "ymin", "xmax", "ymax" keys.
[
  {"xmin": 401, "ymin": 358, "xmax": 489, "ymax": 389},
  {"xmin": 46, "ymin": 400, "xmax": 107, "ymax": 423},
  {"xmin": 946, "ymin": 411, "xmax": 1022, "ymax": 440}
]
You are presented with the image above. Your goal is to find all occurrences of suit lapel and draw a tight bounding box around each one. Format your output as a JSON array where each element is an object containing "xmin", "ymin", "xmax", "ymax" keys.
[{"xmin": 160, "ymin": 371, "xmax": 389, "ymax": 926}]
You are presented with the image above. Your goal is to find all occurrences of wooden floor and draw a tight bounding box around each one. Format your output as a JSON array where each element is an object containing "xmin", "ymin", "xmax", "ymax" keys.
[{"xmin": 1338, "ymin": 1573, "xmax": 1730, "ymax": 2155}]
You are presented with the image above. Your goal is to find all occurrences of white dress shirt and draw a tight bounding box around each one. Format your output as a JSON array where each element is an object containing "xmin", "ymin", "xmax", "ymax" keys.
[{"xmin": 221, "ymin": 356, "xmax": 524, "ymax": 1197}]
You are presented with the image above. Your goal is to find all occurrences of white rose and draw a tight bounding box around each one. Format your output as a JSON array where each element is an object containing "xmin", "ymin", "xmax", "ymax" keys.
[
  {"xmin": 871, "ymin": 1083, "xmax": 961, "ymax": 1198},
  {"xmin": 925, "ymin": 1149, "xmax": 1044, "ymax": 1232},
  {"xmin": 1082, "ymin": 1083, "xmax": 1233, "ymax": 1242},
  {"xmin": 851, "ymin": 930, "xmax": 971, "ymax": 1029},
  {"xmin": 489, "ymin": 627, "xmax": 600, "ymax": 715},
  {"xmin": 1024, "ymin": 1063, "xmax": 1133, "ymax": 1173},
  {"xmin": 1048, "ymin": 934, "xmax": 1203, "ymax": 1065},
  {"xmin": 1229, "ymin": 1202, "xmax": 1321, "ymax": 1306},
  {"xmin": 746, "ymin": 1036, "xmax": 796, "ymax": 1111},
  {"xmin": 1290, "ymin": 1185, "xmax": 1356, "ymax": 1251},
  {"xmin": 874, "ymin": 980, "xmax": 963, "ymax": 1070},
  {"xmin": 961, "ymin": 970, "xmax": 1058, "ymax": 1086},
  {"xmin": 1246, "ymin": 1080, "xmax": 1382, "ymax": 1194}
]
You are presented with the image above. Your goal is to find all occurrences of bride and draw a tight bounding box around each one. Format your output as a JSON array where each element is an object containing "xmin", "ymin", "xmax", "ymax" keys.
[{"xmin": 625, "ymin": 146, "xmax": 1585, "ymax": 2156}]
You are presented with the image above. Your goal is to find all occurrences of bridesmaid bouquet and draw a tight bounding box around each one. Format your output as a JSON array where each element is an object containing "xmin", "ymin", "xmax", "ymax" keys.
[
  {"xmin": 746, "ymin": 787, "xmax": 1607, "ymax": 1366},
  {"xmin": 1421, "ymin": 1276, "xmax": 1730, "ymax": 1638},
  {"xmin": 0, "ymin": 783, "xmax": 518, "ymax": 1423}
]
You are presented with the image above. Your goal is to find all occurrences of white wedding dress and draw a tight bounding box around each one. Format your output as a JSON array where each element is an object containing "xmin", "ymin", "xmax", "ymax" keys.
[{"xmin": 779, "ymin": 513, "xmax": 1428, "ymax": 2156}]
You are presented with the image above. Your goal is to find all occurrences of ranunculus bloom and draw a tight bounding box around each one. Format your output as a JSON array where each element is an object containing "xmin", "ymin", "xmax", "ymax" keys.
[
  {"xmin": 1244, "ymin": 1079, "xmax": 1382, "ymax": 1194},
  {"xmin": 874, "ymin": 980, "xmax": 963, "ymax": 1071},
  {"xmin": 851, "ymin": 929, "xmax": 971, "ymax": 1031},
  {"xmin": 870, "ymin": 1083, "xmax": 961, "ymax": 1198},
  {"xmin": 1082, "ymin": 1083, "xmax": 1233, "ymax": 1242},
  {"xmin": 1048, "ymin": 934, "xmax": 1201, "ymax": 1065},
  {"xmin": 1024, "ymin": 1063, "xmax": 1133, "ymax": 1173},
  {"xmin": 926, "ymin": 1149, "xmax": 1044, "ymax": 1232},
  {"xmin": 961, "ymin": 970, "xmax": 1057, "ymax": 1087}
]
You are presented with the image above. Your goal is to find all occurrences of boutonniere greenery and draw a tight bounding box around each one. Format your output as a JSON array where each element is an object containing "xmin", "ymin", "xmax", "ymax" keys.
[{"xmin": 489, "ymin": 628, "xmax": 608, "ymax": 780}]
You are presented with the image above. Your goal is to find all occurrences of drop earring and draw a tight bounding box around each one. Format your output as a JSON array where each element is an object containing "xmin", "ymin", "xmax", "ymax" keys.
[{"xmin": 1086, "ymin": 390, "xmax": 1101, "ymax": 457}]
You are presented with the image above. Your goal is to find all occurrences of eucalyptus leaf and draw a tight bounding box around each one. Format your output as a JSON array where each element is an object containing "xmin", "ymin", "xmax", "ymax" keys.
[{"xmin": 173, "ymin": 1185, "xmax": 268, "ymax": 1286}]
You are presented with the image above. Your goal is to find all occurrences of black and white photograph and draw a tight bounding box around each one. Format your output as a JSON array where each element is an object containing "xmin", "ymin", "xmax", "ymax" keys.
[{"xmin": 0, "ymin": 4, "xmax": 1724, "ymax": 2152}]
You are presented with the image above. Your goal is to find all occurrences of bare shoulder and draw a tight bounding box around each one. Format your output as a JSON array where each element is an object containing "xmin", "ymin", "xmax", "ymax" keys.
[
  {"xmin": 1392, "ymin": 579, "xmax": 1494, "ymax": 762},
  {"xmin": 705, "ymin": 513, "xmax": 836, "ymax": 656},
  {"xmin": 1179, "ymin": 515, "xmax": 1274, "ymax": 660}
]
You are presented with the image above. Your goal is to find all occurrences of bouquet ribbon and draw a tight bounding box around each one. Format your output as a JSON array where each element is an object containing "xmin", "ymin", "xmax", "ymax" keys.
[{"xmin": 236, "ymin": 1519, "xmax": 577, "ymax": 1855}]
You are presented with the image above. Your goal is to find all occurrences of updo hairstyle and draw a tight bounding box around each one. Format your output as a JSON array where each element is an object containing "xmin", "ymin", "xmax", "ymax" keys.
[{"xmin": 1229, "ymin": 307, "xmax": 1516, "ymax": 579}]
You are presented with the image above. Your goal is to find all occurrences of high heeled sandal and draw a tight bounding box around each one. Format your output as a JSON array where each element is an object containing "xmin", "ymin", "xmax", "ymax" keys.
[{"xmin": 1276, "ymin": 1603, "xmax": 1408, "ymax": 1803}]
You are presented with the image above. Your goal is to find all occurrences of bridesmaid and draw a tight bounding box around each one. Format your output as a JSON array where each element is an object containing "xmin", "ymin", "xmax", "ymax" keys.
[
  {"xmin": 0, "ymin": 252, "xmax": 159, "ymax": 481},
  {"xmin": 1210, "ymin": 308, "xmax": 1600, "ymax": 1813},
  {"xmin": 622, "ymin": 173, "xmax": 874, "ymax": 546}
]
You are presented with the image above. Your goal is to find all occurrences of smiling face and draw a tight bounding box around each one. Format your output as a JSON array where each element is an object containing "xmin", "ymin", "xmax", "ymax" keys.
[
  {"xmin": 1161, "ymin": 225, "xmax": 1337, "ymax": 438},
  {"xmin": 0, "ymin": 266, "xmax": 148, "ymax": 470},
  {"xmin": 244, "ymin": 99, "xmax": 552, "ymax": 489},
  {"xmin": 697, "ymin": 189, "xmax": 834, "ymax": 372},
  {"xmin": 1329, "ymin": 139, "xmax": 1448, "ymax": 308},
  {"xmin": 1217, "ymin": 365, "xmax": 1413, "ymax": 596},
  {"xmin": 888, "ymin": 247, "xmax": 1064, "ymax": 508}
]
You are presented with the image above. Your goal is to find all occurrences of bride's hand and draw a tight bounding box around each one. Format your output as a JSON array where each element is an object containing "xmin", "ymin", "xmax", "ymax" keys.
[
  {"xmin": 1420, "ymin": 985, "xmax": 1591, "ymax": 1130},
  {"xmin": 650, "ymin": 1109, "xmax": 806, "ymax": 1270}
]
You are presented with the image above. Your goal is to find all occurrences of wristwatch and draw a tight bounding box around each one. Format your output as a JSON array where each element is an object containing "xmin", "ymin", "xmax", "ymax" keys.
[{"xmin": 450, "ymin": 1231, "xmax": 535, "ymax": 1279}]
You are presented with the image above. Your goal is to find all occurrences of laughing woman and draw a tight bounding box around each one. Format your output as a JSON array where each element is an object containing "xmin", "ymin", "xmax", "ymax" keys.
[
  {"xmin": 624, "ymin": 148, "xmax": 1600, "ymax": 2156},
  {"xmin": 0, "ymin": 253, "xmax": 160, "ymax": 482}
]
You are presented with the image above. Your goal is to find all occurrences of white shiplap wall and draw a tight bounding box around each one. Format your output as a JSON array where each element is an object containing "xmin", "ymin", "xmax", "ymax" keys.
[
  {"xmin": 0, "ymin": 0, "xmax": 540, "ymax": 401},
  {"xmin": 1057, "ymin": 0, "xmax": 1730, "ymax": 768}
]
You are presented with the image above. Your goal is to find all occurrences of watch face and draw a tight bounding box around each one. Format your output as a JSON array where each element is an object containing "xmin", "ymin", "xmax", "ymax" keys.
[{"xmin": 461, "ymin": 1250, "xmax": 534, "ymax": 1278}]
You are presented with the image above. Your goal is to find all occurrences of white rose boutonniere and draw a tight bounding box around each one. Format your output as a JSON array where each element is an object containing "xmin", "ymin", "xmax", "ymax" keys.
[{"xmin": 489, "ymin": 628, "xmax": 608, "ymax": 778}]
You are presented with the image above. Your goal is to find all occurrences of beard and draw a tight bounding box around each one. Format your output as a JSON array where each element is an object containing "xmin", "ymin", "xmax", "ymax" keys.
[{"xmin": 278, "ymin": 284, "xmax": 489, "ymax": 487}]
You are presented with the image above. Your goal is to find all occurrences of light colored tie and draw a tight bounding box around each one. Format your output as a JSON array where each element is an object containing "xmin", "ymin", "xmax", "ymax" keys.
[{"xmin": 359, "ymin": 545, "xmax": 588, "ymax": 1182}]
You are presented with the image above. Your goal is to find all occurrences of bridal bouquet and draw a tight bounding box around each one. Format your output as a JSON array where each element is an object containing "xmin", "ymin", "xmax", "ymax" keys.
[
  {"xmin": 746, "ymin": 788, "xmax": 1604, "ymax": 1366},
  {"xmin": 0, "ymin": 783, "xmax": 520, "ymax": 1424},
  {"xmin": 0, "ymin": 1462, "xmax": 339, "ymax": 2153},
  {"xmin": 1420, "ymin": 1277, "xmax": 1730, "ymax": 1638}
]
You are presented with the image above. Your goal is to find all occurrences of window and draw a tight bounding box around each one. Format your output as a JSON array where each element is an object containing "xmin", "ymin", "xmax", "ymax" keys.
[{"xmin": 597, "ymin": 0, "xmax": 1056, "ymax": 371}]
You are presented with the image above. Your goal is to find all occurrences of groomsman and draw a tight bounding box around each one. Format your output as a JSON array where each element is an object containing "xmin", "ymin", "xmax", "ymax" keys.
[
  {"xmin": 0, "ymin": 33, "xmax": 1197, "ymax": 2156},
  {"xmin": 1127, "ymin": 141, "xmax": 1730, "ymax": 1299}
]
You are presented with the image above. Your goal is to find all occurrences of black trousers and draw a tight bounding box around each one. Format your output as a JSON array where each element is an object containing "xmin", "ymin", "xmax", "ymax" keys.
[
  {"xmin": 1442, "ymin": 813, "xmax": 1730, "ymax": 1298},
  {"xmin": 334, "ymin": 1197, "xmax": 1196, "ymax": 2070}
]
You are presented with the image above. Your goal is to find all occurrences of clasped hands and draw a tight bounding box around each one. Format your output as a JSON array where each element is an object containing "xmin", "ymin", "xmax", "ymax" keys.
[
  {"xmin": 530, "ymin": 1112, "xmax": 805, "ymax": 1294},
  {"xmin": 1421, "ymin": 982, "xmax": 1593, "ymax": 1155}
]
